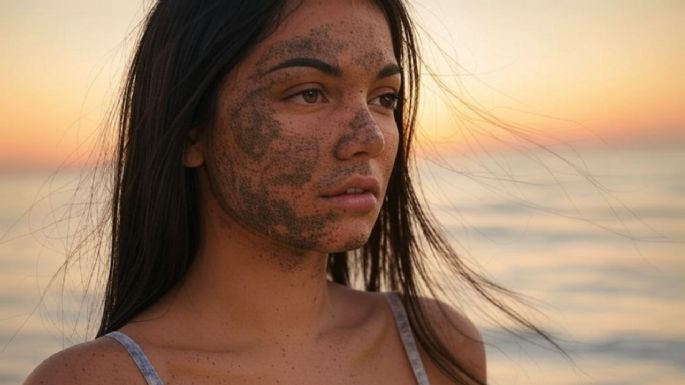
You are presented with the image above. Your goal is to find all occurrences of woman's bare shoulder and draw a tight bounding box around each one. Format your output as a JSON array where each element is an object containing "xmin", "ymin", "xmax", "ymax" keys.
[
  {"xmin": 23, "ymin": 336, "xmax": 144, "ymax": 385},
  {"xmin": 417, "ymin": 296, "xmax": 487, "ymax": 385}
]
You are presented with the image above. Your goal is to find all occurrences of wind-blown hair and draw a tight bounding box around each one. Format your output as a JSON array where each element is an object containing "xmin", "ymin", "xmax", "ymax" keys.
[{"xmin": 100, "ymin": 1, "xmax": 555, "ymax": 384}]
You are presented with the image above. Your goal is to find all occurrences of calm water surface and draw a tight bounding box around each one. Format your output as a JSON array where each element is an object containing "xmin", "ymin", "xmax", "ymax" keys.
[{"xmin": 1, "ymin": 144, "xmax": 684, "ymax": 384}]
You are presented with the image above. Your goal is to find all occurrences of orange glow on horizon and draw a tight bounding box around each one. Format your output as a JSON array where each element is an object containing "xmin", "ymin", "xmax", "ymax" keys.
[{"xmin": 1, "ymin": 1, "xmax": 684, "ymax": 169}]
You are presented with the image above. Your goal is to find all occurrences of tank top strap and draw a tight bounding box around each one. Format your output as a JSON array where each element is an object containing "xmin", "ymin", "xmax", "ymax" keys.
[
  {"xmin": 106, "ymin": 331, "xmax": 165, "ymax": 385},
  {"xmin": 385, "ymin": 292, "xmax": 432, "ymax": 385}
]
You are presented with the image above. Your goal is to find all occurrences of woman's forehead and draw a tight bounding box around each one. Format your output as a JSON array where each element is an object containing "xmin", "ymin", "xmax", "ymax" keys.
[{"xmin": 249, "ymin": 0, "xmax": 396, "ymax": 71}]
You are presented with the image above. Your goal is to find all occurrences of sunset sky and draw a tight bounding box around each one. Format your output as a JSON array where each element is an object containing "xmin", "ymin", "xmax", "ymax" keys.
[{"xmin": 1, "ymin": 0, "xmax": 684, "ymax": 169}]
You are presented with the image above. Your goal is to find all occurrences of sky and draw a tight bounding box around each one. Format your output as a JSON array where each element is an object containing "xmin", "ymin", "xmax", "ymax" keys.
[{"xmin": 1, "ymin": 0, "xmax": 684, "ymax": 170}]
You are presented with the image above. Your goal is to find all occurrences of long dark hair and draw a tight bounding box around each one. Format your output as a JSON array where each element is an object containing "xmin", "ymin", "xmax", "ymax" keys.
[{"xmin": 99, "ymin": 1, "xmax": 557, "ymax": 384}]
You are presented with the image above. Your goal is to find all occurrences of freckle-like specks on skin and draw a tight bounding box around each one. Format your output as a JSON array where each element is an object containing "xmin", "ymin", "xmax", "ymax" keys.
[
  {"xmin": 352, "ymin": 50, "xmax": 390, "ymax": 71},
  {"xmin": 317, "ymin": 163, "xmax": 373, "ymax": 187},
  {"xmin": 207, "ymin": 117, "xmax": 339, "ymax": 269},
  {"xmin": 208, "ymin": 77, "xmax": 341, "ymax": 267},
  {"xmin": 225, "ymin": 86, "xmax": 279, "ymax": 161},
  {"xmin": 253, "ymin": 25, "xmax": 346, "ymax": 78},
  {"xmin": 263, "ymin": 138, "xmax": 320, "ymax": 187},
  {"xmin": 335, "ymin": 108, "xmax": 383, "ymax": 156}
]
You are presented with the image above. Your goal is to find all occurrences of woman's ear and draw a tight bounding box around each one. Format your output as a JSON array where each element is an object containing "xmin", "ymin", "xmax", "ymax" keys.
[{"xmin": 183, "ymin": 128, "xmax": 204, "ymax": 168}]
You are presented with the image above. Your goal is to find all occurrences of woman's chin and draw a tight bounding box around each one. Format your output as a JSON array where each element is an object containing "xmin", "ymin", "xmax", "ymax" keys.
[
  {"xmin": 278, "ymin": 226, "xmax": 373, "ymax": 254},
  {"xmin": 319, "ymin": 227, "xmax": 375, "ymax": 254}
]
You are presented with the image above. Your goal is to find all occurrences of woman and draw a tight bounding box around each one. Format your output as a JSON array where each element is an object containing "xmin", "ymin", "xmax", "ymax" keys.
[{"xmin": 25, "ymin": 0, "xmax": 534, "ymax": 384}]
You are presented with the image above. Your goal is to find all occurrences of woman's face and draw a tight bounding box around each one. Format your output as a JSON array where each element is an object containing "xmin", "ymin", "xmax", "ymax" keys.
[{"xmin": 197, "ymin": 0, "xmax": 400, "ymax": 254}]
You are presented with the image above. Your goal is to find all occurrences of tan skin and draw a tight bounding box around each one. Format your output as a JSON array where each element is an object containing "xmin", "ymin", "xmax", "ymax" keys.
[{"xmin": 24, "ymin": 1, "xmax": 485, "ymax": 384}]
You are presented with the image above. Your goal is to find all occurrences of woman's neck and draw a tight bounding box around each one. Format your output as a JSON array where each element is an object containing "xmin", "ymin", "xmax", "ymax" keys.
[{"xmin": 166, "ymin": 208, "xmax": 337, "ymax": 348}]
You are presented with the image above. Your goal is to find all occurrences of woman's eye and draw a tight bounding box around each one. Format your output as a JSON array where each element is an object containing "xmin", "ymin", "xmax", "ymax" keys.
[
  {"xmin": 290, "ymin": 89, "xmax": 328, "ymax": 104},
  {"xmin": 371, "ymin": 93, "xmax": 399, "ymax": 110}
]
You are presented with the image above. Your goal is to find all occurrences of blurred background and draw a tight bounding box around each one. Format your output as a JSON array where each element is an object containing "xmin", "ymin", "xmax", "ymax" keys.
[{"xmin": 1, "ymin": 1, "xmax": 684, "ymax": 384}]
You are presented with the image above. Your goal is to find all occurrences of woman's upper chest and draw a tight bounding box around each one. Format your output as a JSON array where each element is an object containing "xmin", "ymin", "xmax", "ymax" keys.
[{"xmin": 145, "ymin": 311, "xmax": 419, "ymax": 385}]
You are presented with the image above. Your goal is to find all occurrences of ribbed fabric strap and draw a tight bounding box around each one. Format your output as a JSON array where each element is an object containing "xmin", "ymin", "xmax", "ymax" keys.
[
  {"xmin": 385, "ymin": 292, "xmax": 431, "ymax": 385},
  {"xmin": 106, "ymin": 331, "xmax": 165, "ymax": 385}
]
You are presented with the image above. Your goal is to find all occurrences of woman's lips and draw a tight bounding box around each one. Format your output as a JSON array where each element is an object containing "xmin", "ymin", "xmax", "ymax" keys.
[
  {"xmin": 321, "ymin": 190, "xmax": 378, "ymax": 212},
  {"xmin": 320, "ymin": 177, "xmax": 380, "ymax": 213}
]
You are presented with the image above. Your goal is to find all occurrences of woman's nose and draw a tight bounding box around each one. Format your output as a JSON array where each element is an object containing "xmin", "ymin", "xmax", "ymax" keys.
[{"xmin": 333, "ymin": 107, "xmax": 385, "ymax": 160}]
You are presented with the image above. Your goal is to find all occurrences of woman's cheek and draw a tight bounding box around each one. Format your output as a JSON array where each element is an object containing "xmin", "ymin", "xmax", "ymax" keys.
[{"xmin": 225, "ymin": 86, "xmax": 281, "ymax": 161}]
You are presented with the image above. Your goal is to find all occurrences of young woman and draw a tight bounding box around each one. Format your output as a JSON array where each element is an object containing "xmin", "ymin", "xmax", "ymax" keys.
[{"xmin": 24, "ymin": 0, "xmax": 543, "ymax": 384}]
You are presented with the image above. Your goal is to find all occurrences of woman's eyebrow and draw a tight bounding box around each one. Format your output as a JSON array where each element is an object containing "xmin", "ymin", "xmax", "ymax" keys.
[
  {"xmin": 265, "ymin": 58, "xmax": 402, "ymax": 80},
  {"xmin": 267, "ymin": 57, "xmax": 341, "ymax": 76},
  {"xmin": 376, "ymin": 63, "xmax": 401, "ymax": 80}
]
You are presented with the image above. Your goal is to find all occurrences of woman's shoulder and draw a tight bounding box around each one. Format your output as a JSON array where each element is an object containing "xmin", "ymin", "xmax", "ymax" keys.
[
  {"xmin": 415, "ymin": 296, "xmax": 487, "ymax": 384},
  {"xmin": 417, "ymin": 296, "xmax": 484, "ymax": 348},
  {"xmin": 23, "ymin": 335, "xmax": 145, "ymax": 385},
  {"xmin": 351, "ymin": 290, "xmax": 486, "ymax": 384},
  {"xmin": 336, "ymin": 287, "xmax": 485, "ymax": 378}
]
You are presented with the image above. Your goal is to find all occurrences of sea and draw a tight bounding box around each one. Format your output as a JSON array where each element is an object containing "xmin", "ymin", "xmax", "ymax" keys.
[{"xmin": 1, "ymin": 143, "xmax": 684, "ymax": 385}]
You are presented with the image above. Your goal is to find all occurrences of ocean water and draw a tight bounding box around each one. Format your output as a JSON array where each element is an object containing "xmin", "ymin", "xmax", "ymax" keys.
[{"xmin": 1, "ymin": 144, "xmax": 684, "ymax": 384}]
